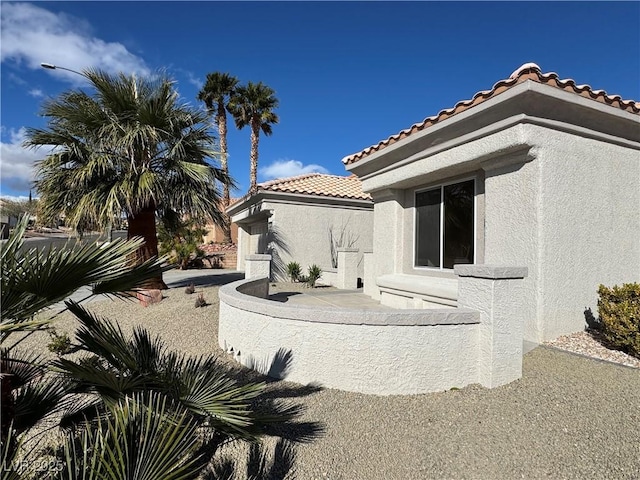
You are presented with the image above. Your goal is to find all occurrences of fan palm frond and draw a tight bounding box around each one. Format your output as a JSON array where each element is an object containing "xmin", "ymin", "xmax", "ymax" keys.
[
  {"xmin": 53, "ymin": 393, "xmax": 205, "ymax": 480},
  {"xmin": 0, "ymin": 216, "xmax": 169, "ymax": 343}
]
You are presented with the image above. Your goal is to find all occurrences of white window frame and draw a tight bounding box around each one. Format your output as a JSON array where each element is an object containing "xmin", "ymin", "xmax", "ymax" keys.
[{"xmin": 413, "ymin": 177, "xmax": 477, "ymax": 271}]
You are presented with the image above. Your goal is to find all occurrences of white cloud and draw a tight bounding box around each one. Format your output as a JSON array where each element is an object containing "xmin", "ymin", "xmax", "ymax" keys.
[
  {"xmin": 0, "ymin": 127, "xmax": 51, "ymax": 193},
  {"xmin": 28, "ymin": 88, "xmax": 44, "ymax": 98},
  {"xmin": 259, "ymin": 159, "xmax": 329, "ymax": 181},
  {"xmin": 0, "ymin": 3, "xmax": 149, "ymax": 84},
  {"xmin": 0, "ymin": 195, "xmax": 35, "ymax": 202},
  {"xmin": 185, "ymin": 71, "xmax": 203, "ymax": 90}
]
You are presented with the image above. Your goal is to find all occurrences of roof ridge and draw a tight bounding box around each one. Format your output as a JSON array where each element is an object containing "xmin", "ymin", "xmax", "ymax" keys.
[
  {"xmin": 258, "ymin": 172, "xmax": 360, "ymax": 189},
  {"xmin": 230, "ymin": 172, "xmax": 373, "ymax": 202},
  {"xmin": 258, "ymin": 172, "xmax": 322, "ymax": 188},
  {"xmin": 342, "ymin": 62, "xmax": 640, "ymax": 165}
]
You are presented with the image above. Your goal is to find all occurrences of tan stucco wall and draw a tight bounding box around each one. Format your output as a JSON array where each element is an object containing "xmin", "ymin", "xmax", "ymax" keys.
[{"xmin": 202, "ymin": 221, "xmax": 238, "ymax": 244}]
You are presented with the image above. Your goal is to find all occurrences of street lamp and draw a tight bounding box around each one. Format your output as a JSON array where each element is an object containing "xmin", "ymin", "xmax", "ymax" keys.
[
  {"xmin": 40, "ymin": 62, "xmax": 115, "ymax": 243},
  {"xmin": 40, "ymin": 63, "xmax": 85, "ymax": 77}
]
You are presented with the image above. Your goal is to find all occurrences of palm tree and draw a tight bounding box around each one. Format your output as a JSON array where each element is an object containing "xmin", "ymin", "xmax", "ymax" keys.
[
  {"xmin": 1, "ymin": 215, "xmax": 167, "ymax": 472},
  {"xmin": 228, "ymin": 82, "xmax": 279, "ymax": 194},
  {"xmin": 25, "ymin": 69, "xmax": 231, "ymax": 289},
  {"xmin": 197, "ymin": 72, "xmax": 239, "ymax": 244},
  {"xmin": 1, "ymin": 218, "xmax": 314, "ymax": 478}
]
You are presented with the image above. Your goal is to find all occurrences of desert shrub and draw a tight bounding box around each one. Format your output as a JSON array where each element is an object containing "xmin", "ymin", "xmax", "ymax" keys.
[
  {"xmin": 306, "ymin": 264, "xmax": 322, "ymax": 288},
  {"xmin": 328, "ymin": 221, "xmax": 359, "ymax": 269},
  {"xmin": 47, "ymin": 329, "xmax": 72, "ymax": 355},
  {"xmin": 158, "ymin": 210, "xmax": 208, "ymax": 270},
  {"xmin": 597, "ymin": 282, "xmax": 640, "ymax": 358},
  {"xmin": 286, "ymin": 261, "xmax": 302, "ymax": 282},
  {"xmin": 194, "ymin": 293, "xmax": 207, "ymax": 308}
]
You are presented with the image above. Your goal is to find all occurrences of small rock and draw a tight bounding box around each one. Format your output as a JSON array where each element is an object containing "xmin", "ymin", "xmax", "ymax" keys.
[{"xmin": 136, "ymin": 289, "xmax": 163, "ymax": 307}]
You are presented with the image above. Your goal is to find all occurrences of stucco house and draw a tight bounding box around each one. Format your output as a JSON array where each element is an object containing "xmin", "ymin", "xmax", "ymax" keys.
[
  {"xmin": 228, "ymin": 173, "xmax": 373, "ymax": 282},
  {"xmin": 202, "ymin": 198, "xmax": 240, "ymax": 245},
  {"xmin": 343, "ymin": 63, "xmax": 639, "ymax": 344}
]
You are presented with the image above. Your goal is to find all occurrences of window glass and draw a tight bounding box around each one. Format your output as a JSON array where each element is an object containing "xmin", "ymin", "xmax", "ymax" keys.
[
  {"xmin": 415, "ymin": 188, "xmax": 441, "ymax": 267},
  {"xmin": 443, "ymin": 180, "xmax": 474, "ymax": 268},
  {"xmin": 415, "ymin": 179, "xmax": 474, "ymax": 269}
]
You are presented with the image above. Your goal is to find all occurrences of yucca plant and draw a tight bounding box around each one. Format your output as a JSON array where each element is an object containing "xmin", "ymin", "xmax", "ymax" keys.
[
  {"xmin": 306, "ymin": 265, "xmax": 322, "ymax": 288},
  {"xmin": 286, "ymin": 262, "xmax": 301, "ymax": 283}
]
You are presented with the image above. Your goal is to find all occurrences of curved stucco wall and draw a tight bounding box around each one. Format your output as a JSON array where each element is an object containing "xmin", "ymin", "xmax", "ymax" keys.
[{"xmin": 218, "ymin": 277, "xmax": 481, "ymax": 395}]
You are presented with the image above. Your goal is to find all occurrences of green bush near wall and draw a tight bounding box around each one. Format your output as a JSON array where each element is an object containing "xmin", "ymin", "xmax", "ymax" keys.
[{"xmin": 597, "ymin": 282, "xmax": 640, "ymax": 359}]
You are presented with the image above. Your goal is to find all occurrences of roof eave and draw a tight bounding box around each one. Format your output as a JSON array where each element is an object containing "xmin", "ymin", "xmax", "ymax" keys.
[{"xmin": 345, "ymin": 80, "xmax": 640, "ymax": 177}]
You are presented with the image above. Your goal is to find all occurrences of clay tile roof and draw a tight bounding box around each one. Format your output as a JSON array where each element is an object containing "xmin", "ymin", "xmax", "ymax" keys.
[
  {"xmin": 257, "ymin": 173, "xmax": 372, "ymax": 201},
  {"xmin": 342, "ymin": 62, "xmax": 640, "ymax": 165}
]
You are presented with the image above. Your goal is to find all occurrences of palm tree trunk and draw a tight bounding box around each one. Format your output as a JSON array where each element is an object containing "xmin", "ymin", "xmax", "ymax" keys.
[
  {"xmin": 249, "ymin": 120, "xmax": 260, "ymax": 194},
  {"xmin": 127, "ymin": 204, "xmax": 167, "ymax": 290},
  {"xmin": 217, "ymin": 102, "xmax": 232, "ymax": 243}
]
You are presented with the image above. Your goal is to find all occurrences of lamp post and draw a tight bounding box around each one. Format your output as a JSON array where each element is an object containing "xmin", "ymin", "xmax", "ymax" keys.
[
  {"xmin": 40, "ymin": 63, "xmax": 84, "ymax": 76},
  {"xmin": 40, "ymin": 62, "xmax": 115, "ymax": 243}
]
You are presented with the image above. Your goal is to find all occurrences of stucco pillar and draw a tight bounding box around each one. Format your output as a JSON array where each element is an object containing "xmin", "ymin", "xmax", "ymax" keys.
[
  {"xmin": 336, "ymin": 248, "xmax": 359, "ymax": 289},
  {"xmin": 370, "ymin": 189, "xmax": 404, "ymax": 300},
  {"xmin": 236, "ymin": 225, "xmax": 251, "ymax": 271},
  {"xmin": 245, "ymin": 254, "xmax": 272, "ymax": 279},
  {"xmin": 363, "ymin": 251, "xmax": 374, "ymax": 296},
  {"xmin": 455, "ymin": 265, "xmax": 528, "ymax": 389}
]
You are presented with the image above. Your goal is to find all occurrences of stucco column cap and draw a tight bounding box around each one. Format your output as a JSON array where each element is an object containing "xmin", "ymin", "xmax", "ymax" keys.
[
  {"xmin": 245, "ymin": 254, "xmax": 272, "ymax": 261},
  {"xmin": 454, "ymin": 265, "xmax": 528, "ymax": 279},
  {"xmin": 336, "ymin": 247, "xmax": 359, "ymax": 253}
]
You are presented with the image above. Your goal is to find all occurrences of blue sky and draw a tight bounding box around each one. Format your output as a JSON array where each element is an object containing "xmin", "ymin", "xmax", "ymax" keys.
[{"xmin": 1, "ymin": 1, "xmax": 639, "ymax": 200}]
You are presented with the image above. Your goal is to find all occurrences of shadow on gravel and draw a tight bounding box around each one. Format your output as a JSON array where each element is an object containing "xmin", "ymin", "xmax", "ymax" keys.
[{"xmin": 220, "ymin": 347, "xmax": 326, "ymax": 445}]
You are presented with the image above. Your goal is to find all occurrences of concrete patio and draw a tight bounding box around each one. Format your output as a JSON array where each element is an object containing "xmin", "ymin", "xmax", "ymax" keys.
[{"xmin": 269, "ymin": 288, "xmax": 393, "ymax": 310}]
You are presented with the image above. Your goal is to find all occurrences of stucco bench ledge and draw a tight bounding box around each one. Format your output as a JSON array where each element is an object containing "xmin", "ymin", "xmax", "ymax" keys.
[
  {"xmin": 376, "ymin": 273, "xmax": 458, "ymax": 307},
  {"xmin": 219, "ymin": 277, "xmax": 479, "ymax": 326}
]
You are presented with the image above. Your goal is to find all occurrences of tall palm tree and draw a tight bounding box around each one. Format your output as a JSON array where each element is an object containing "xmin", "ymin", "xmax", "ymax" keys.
[
  {"xmin": 228, "ymin": 82, "xmax": 279, "ymax": 194},
  {"xmin": 197, "ymin": 72, "xmax": 239, "ymax": 244},
  {"xmin": 25, "ymin": 69, "xmax": 230, "ymax": 289}
]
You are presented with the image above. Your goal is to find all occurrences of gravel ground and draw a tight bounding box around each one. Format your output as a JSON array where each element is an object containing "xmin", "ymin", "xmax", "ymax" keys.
[
  {"xmin": 19, "ymin": 283, "xmax": 640, "ymax": 480},
  {"xmin": 545, "ymin": 330, "xmax": 640, "ymax": 369}
]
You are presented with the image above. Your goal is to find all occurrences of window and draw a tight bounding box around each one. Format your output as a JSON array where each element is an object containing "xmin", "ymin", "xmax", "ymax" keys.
[{"xmin": 415, "ymin": 179, "xmax": 475, "ymax": 269}]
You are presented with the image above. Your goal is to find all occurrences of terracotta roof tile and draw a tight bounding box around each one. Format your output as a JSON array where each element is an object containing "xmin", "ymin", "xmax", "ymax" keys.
[
  {"xmin": 343, "ymin": 63, "xmax": 640, "ymax": 165},
  {"xmin": 257, "ymin": 173, "xmax": 371, "ymax": 201}
]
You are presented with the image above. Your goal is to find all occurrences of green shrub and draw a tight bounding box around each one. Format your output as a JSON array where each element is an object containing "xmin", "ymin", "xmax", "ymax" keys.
[
  {"xmin": 158, "ymin": 210, "xmax": 208, "ymax": 270},
  {"xmin": 597, "ymin": 282, "xmax": 640, "ymax": 358},
  {"xmin": 47, "ymin": 329, "xmax": 72, "ymax": 356},
  {"xmin": 306, "ymin": 264, "xmax": 322, "ymax": 288},
  {"xmin": 286, "ymin": 261, "xmax": 302, "ymax": 282}
]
